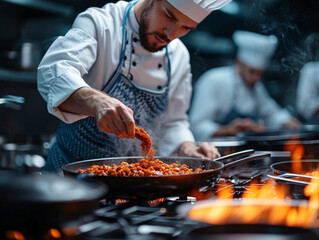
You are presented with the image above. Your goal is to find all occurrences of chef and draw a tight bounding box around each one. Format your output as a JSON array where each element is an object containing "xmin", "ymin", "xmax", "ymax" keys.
[
  {"xmin": 37, "ymin": 0, "xmax": 231, "ymax": 171},
  {"xmin": 296, "ymin": 61, "xmax": 319, "ymax": 124},
  {"xmin": 189, "ymin": 30, "xmax": 300, "ymax": 139}
]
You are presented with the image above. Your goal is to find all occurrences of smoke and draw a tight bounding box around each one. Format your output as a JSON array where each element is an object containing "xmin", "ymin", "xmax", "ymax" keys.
[
  {"xmin": 303, "ymin": 33, "xmax": 319, "ymax": 62},
  {"xmin": 245, "ymin": 0, "xmax": 316, "ymax": 76}
]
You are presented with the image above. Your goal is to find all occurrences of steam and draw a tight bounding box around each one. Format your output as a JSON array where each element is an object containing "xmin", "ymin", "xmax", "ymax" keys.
[{"xmin": 247, "ymin": 0, "xmax": 316, "ymax": 76}]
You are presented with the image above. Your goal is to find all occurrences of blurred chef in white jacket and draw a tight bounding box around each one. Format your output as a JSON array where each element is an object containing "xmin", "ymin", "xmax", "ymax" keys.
[
  {"xmin": 189, "ymin": 30, "xmax": 300, "ymax": 139},
  {"xmin": 296, "ymin": 61, "xmax": 319, "ymax": 124},
  {"xmin": 37, "ymin": 0, "xmax": 232, "ymax": 171}
]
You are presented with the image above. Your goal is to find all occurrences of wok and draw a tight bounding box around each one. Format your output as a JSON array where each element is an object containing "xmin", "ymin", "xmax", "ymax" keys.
[{"xmin": 62, "ymin": 150, "xmax": 271, "ymax": 200}]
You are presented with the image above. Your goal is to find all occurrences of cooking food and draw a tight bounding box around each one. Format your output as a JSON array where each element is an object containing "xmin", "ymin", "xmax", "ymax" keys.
[
  {"xmin": 78, "ymin": 126, "xmax": 203, "ymax": 176},
  {"xmin": 134, "ymin": 126, "xmax": 156, "ymax": 158},
  {"xmin": 78, "ymin": 158, "xmax": 203, "ymax": 176}
]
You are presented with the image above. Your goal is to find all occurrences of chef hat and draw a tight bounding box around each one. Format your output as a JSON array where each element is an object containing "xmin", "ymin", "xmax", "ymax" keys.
[
  {"xmin": 232, "ymin": 30, "xmax": 278, "ymax": 70},
  {"xmin": 167, "ymin": 0, "xmax": 232, "ymax": 23}
]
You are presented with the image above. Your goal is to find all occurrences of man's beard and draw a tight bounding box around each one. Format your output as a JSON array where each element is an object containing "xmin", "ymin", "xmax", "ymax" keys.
[{"xmin": 139, "ymin": 3, "xmax": 169, "ymax": 52}]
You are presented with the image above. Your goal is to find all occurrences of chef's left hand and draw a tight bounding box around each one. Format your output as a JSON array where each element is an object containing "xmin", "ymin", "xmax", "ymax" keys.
[
  {"xmin": 175, "ymin": 142, "xmax": 220, "ymax": 160},
  {"xmin": 281, "ymin": 117, "xmax": 301, "ymax": 130}
]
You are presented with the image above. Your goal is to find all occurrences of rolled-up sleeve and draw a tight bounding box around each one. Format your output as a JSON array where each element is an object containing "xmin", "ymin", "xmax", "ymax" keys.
[{"xmin": 37, "ymin": 13, "xmax": 98, "ymax": 123}]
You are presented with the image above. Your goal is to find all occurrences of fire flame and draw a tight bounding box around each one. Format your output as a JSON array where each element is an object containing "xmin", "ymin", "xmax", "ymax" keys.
[
  {"xmin": 5, "ymin": 231, "xmax": 25, "ymax": 240},
  {"xmin": 187, "ymin": 179, "xmax": 319, "ymax": 228},
  {"xmin": 284, "ymin": 138, "xmax": 304, "ymax": 173}
]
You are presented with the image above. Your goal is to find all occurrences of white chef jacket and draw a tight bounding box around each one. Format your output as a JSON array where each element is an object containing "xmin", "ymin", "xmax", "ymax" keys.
[
  {"xmin": 37, "ymin": 1, "xmax": 195, "ymax": 156},
  {"xmin": 296, "ymin": 61, "xmax": 319, "ymax": 121},
  {"xmin": 189, "ymin": 65, "xmax": 292, "ymax": 140}
]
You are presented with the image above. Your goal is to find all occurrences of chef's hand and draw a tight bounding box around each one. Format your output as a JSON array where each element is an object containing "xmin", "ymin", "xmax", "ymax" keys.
[
  {"xmin": 58, "ymin": 87, "xmax": 135, "ymax": 138},
  {"xmin": 214, "ymin": 118, "xmax": 265, "ymax": 136},
  {"xmin": 95, "ymin": 94, "xmax": 135, "ymax": 139},
  {"xmin": 281, "ymin": 117, "xmax": 301, "ymax": 130},
  {"xmin": 175, "ymin": 142, "xmax": 220, "ymax": 160}
]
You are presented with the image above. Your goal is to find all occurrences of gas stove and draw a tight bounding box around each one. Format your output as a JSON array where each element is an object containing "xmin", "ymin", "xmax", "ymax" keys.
[{"xmin": 1, "ymin": 154, "xmax": 317, "ymax": 240}]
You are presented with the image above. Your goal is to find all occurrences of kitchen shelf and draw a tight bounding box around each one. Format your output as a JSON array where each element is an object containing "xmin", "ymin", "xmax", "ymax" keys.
[
  {"xmin": 2, "ymin": 0, "xmax": 74, "ymax": 17},
  {"xmin": 0, "ymin": 68, "xmax": 37, "ymax": 83}
]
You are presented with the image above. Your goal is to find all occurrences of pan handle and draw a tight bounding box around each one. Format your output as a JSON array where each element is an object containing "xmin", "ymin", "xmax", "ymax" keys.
[
  {"xmin": 268, "ymin": 174, "xmax": 319, "ymax": 186},
  {"xmin": 214, "ymin": 149, "xmax": 255, "ymax": 163},
  {"xmin": 223, "ymin": 152, "xmax": 271, "ymax": 170}
]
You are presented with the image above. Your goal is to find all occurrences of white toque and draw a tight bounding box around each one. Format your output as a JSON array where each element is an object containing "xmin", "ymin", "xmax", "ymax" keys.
[
  {"xmin": 167, "ymin": 0, "xmax": 232, "ymax": 23},
  {"xmin": 233, "ymin": 30, "xmax": 278, "ymax": 70}
]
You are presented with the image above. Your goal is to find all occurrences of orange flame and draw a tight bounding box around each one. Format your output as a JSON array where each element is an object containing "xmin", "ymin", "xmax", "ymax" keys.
[
  {"xmin": 187, "ymin": 179, "xmax": 319, "ymax": 228},
  {"xmin": 216, "ymin": 182, "xmax": 234, "ymax": 199},
  {"xmin": 284, "ymin": 138, "xmax": 304, "ymax": 173},
  {"xmin": 48, "ymin": 229, "xmax": 62, "ymax": 239},
  {"xmin": 5, "ymin": 231, "xmax": 25, "ymax": 240}
]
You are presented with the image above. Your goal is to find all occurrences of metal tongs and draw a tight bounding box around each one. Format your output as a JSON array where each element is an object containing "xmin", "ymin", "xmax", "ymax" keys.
[{"xmin": 268, "ymin": 173, "xmax": 319, "ymax": 186}]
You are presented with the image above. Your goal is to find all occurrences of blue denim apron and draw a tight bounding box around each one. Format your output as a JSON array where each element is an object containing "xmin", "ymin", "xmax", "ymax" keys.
[{"xmin": 45, "ymin": 1, "xmax": 171, "ymax": 172}]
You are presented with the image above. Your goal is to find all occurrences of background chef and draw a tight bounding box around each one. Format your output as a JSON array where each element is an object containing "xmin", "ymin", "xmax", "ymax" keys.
[
  {"xmin": 37, "ymin": 0, "xmax": 231, "ymax": 171},
  {"xmin": 189, "ymin": 30, "xmax": 300, "ymax": 139}
]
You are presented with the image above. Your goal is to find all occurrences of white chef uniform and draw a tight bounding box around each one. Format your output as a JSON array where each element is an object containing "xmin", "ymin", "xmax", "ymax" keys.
[
  {"xmin": 189, "ymin": 30, "xmax": 292, "ymax": 140},
  {"xmin": 38, "ymin": 0, "xmax": 232, "ymax": 171},
  {"xmin": 296, "ymin": 61, "xmax": 319, "ymax": 122},
  {"xmin": 37, "ymin": 1, "xmax": 196, "ymax": 158}
]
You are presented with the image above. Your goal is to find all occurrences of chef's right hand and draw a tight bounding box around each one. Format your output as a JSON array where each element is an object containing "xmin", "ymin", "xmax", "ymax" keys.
[
  {"xmin": 58, "ymin": 87, "xmax": 135, "ymax": 139},
  {"xmin": 95, "ymin": 93, "xmax": 135, "ymax": 139}
]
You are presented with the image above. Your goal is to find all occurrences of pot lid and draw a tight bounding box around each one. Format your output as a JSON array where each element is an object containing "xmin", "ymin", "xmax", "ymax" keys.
[{"xmin": 0, "ymin": 171, "xmax": 107, "ymax": 203}]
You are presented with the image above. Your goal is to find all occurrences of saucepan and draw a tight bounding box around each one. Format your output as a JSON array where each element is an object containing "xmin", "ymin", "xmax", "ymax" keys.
[{"xmin": 62, "ymin": 150, "xmax": 271, "ymax": 200}]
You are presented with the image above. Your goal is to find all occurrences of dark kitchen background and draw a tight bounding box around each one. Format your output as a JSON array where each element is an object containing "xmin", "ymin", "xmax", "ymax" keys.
[{"xmin": 0, "ymin": 0, "xmax": 319, "ymax": 159}]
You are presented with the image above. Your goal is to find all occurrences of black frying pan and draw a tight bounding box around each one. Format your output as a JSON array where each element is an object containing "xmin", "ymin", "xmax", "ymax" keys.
[
  {"xmin": 270, "ymin": 160, "xmax": 319, "ymax": 176},
  {"xmin": 0, "ymin": 171, "xmax": 107, "ymax": 228},
  {"xmin": 238, "ymin": 127, "xmax": 319, "ymax": 142},
  {"xmin": 62, "ymin": 150, "xmax": 270, "ymax": 200},
  {"xmin": 269, "ymin": 160, "xmax": 319, "ymax": 196}
]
